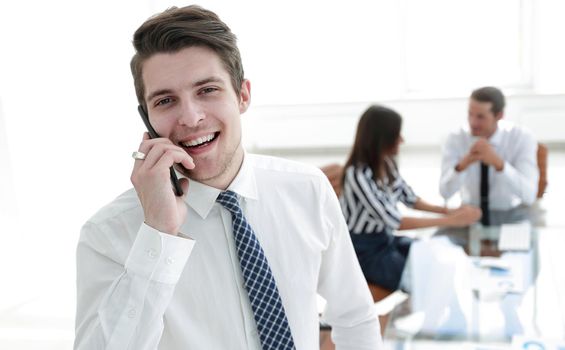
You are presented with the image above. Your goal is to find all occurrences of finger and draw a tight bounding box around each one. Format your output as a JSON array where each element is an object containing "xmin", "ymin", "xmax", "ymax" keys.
[
  {"xmin": 181, "ymin": 156, "xmax": 195, "ymax": 170},
  {"xmin": 134, "ymin": 135, "xmax": 196, "ymax": 173},
  {"xmin": 144, "ymin": 145, "xmax": 188, "ymax": 170},
  {"xmin": 154, "ymin": 147, "xmax": 195, "ymax": 171},
  {"xmin": 177, "ymin": 151, "xmax": 195, "ymax": 169},
  {"xmin": 138, "ymin": 137, "xmax": 175, "ymax": 155},
  {"xmin": 132, "ymin": 134, "xmax": 173, "ymax": 171},
  {"xmin": 131, "ymin": 133, "xmax": 152, "ymax": 167},
  {"xmin": 132, "ymin": 142, "xmax": 167, "ymax": 173}
]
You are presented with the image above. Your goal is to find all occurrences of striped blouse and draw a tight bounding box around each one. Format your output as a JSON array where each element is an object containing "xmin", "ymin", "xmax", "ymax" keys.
[{"xmin": 339, "ymin": 162, "xmax": 418, "ymax": 235}]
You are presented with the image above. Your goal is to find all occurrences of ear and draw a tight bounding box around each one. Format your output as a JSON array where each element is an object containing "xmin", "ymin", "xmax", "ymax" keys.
[
  {"xmin": 495, "ymin": 111, "xmax": 504, "ymax": 121},
  {"xmin": 238, "ymin": 79, "xmax": 251, "ymax": 114}
]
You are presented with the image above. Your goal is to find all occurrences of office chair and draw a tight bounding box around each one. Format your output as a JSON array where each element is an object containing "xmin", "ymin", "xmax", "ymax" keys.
[{"xmin": 537, "ymin": 143, "xmax": 548, "ymax": 198}]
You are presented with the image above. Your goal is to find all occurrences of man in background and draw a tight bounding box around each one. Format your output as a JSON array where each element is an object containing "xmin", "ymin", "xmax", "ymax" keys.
[{"xmin": 440, "ymin": 86, "xmax": 539, "ymax": 224}]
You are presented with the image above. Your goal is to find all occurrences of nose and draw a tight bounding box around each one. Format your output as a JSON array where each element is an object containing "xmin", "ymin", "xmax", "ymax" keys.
[{"xmin": 178, "ymin": 99, "xmax": 205, "ymax": 128}]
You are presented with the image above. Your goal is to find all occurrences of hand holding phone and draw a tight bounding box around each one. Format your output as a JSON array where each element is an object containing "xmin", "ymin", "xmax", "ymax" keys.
[{"xmin": 137, "ymin": 105, "xmax": 184, "ymax": 196}]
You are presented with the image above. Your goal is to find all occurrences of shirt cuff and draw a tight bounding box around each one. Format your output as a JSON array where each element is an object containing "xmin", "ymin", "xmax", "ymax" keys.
[{"xmin": 125, "ymin": 223, "xmax": 195, "ymax": 284}]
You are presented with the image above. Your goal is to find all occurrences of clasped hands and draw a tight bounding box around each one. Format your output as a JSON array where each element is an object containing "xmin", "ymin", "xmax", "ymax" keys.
[{"xmin": 456, "ymin": 138, "xmax": 504, "ymax": 172}]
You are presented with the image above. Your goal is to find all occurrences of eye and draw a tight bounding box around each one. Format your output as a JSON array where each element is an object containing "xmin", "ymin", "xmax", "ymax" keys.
[
  {"xmin": 155, "ymin": 97, "xmax": 173, "ymax": 106},
  {"xmin": 199, "ymin": 86, "xmax": 218, "ymax": 95}
]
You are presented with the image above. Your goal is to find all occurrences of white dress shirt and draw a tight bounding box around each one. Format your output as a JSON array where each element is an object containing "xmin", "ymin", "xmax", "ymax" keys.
[
  {"xmin": 440, "ymin": 120, "xmax": 539, "ymax": 210},
  {"xmin": 75, "ymin": 153, "xmax": 382, "ymax": 350}
]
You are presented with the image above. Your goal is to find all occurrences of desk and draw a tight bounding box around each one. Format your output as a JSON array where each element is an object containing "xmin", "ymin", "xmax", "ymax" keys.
[{"xmin": 383, "ymin": 207, "xmax": 565, "ymax": 348}]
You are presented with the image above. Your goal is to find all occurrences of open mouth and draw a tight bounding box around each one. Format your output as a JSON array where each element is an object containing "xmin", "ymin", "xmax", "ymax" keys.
[{"xmin": 181, "ymin": 132, "xmax": 219, "ymax": 151}]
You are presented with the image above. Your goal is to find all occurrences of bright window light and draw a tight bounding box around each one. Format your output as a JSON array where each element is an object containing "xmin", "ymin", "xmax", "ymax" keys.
[{"xmin": 403, "ymin": 0, "xmax": 530, "ymax": 94}]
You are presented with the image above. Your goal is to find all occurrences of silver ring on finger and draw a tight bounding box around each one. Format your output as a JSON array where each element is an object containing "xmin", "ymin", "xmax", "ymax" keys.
[{"xmin": 132, "ymin": 151, "xmax": 146, "ymax": 160}]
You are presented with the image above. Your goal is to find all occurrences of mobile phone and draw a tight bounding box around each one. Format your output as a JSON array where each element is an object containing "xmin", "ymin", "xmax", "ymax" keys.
[{"xmin": 137, "ymin": 105, "xmax": 184, "ymax": 197}]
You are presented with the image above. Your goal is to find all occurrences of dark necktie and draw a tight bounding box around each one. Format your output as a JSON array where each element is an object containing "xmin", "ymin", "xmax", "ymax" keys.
[
  {"xmin": 480, "ymin": 162, "xmax": 490, "ymax": 226},
  {"xmin": 216, "ymin": 191, "xmax": 295, "ymax": 350}
]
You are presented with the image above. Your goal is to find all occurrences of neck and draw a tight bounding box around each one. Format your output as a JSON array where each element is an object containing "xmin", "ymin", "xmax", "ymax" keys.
[{"xmin": 485, "ymin": 127, "xmax": 498, "ymax": 139}]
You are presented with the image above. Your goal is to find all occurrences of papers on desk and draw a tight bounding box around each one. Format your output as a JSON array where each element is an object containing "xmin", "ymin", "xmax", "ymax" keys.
[{"xmin": 471, "ymin": 256, "xmax": 525, "ymax": 299}]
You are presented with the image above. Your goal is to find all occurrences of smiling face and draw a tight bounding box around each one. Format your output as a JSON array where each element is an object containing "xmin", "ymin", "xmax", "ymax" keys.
[{"xmin": 142, "ymin": 46, "xmax": 250, "ymax": 189}]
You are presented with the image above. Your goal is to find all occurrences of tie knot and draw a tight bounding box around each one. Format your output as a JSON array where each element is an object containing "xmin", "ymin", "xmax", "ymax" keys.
[{"xmin": 216, "ymin": 190, "xmax": 242, "ymax": 215}]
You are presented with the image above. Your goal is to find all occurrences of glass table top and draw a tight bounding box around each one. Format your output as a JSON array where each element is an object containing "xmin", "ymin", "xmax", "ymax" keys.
[{"xmin": 383, "ymin": 206, "xmax": 565, "ymax": 349}]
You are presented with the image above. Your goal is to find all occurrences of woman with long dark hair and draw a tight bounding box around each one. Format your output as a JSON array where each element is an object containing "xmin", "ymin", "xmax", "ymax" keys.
[{"xmin": 340, "ymin": 105, "xmax": 481, "ymax": 291}]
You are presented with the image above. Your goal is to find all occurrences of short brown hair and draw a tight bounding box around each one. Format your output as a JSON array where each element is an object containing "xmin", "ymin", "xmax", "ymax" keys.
[
  {"xmin": 130, "ymin": 5, "xmax": 244, "ymax": 109},
  {"xmin": 471, "ymin": 86, "xmax": 505, "ymax": 115}
]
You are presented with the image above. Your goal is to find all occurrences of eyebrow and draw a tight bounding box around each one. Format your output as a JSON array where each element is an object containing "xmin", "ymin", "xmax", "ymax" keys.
[{"xmin": 145, "ymin": 76, "xmax": 225, "ymax": 103}]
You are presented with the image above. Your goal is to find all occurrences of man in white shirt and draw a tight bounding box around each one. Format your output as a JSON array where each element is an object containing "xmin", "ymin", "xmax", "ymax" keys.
[
  {"xmin": 74, "ymin": 5, "xmax": 382, "ymax": 350},
  {"xmin": 440, "ymin": 87, "xmax": 539, "ymax": 214}
]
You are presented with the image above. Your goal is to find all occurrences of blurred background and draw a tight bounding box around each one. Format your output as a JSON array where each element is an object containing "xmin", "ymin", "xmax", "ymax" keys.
[{"xmin": 1, "ymin": 0, "xmax": 564, "ymax": 348}]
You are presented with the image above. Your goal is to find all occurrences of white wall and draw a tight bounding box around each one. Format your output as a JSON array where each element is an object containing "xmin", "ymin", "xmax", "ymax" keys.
[{"xmin": 0, "ymin": 99, "xmax": 17, "ymax": 226}]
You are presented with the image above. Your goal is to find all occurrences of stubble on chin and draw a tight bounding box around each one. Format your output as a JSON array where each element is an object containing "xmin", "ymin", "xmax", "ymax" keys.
[
  {"xmin": 176, "ymin": 157, "xmax": 230, "ymax": 182},
  {"xmin": 175, "ymin": 142, "xmax": 243, "ymax": 184}
]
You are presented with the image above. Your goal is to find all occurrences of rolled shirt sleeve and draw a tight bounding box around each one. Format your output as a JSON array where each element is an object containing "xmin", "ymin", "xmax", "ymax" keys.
[{"xmin": 397, "ymin": 177, "xmax": 418, "ymax": 208}]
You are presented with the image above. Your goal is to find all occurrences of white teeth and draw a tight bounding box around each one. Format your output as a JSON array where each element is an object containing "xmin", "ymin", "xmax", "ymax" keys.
[{"xmin": 183, "ymin": 133, "xmax": 215, "ymax": 147}]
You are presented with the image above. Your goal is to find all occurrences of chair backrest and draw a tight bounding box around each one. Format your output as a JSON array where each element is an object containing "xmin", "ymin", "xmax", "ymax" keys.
[
  {"xmin": 537, "ymin": 143, "xmax": 548, "ymax": 199},
  {"xmin": 320, "ymin": 163, "xmax": 344, "ymax": 197}
]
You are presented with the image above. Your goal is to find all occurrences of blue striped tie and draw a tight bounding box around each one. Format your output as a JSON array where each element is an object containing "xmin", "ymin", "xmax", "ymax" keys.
[{"xmin": 216, "ymin": 191, "xmax": 295, "ymax": 350}]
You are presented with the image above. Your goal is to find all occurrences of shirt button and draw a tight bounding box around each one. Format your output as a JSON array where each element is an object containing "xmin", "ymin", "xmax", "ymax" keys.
[
  {"xmin": 127, "ymin": 308, "xmax": 137, "ymax": 318},
  {"xmin": 165, "ymin": 257, "xmax": 175, "ymax": 265},
  {"xmin": 146, "ymin": 249, "xmax": 157, "ymax": 259}
]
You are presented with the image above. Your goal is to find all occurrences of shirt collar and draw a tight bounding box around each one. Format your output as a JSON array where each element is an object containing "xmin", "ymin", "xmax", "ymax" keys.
[
  {"xmin": 226, "ymin": 151, "xmax": 259, "ymax": 202},
  {"xmin": 184, "ymin": 151, "xmax": 259, "ymax": 219}
]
